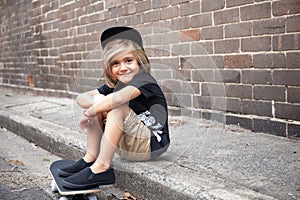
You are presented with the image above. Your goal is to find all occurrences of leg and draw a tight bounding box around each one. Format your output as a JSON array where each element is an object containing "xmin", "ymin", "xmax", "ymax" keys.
[
  {"xmin": 62, "ymin": 105, "xmax": 135, "ymax": 189},
  {"xmin": 57, "ymin": 112, "xmax": 105, "ymax": 177},
  {"xmin": 83, "ymin": 113, "xmax": 105, "ymax": 163},
  {"xmin": 91, "ymin": 104, "xmax": 130, "ymax": 173}
]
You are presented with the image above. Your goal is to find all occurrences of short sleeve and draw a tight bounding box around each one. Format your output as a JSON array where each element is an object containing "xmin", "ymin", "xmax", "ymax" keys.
[
  {"xmin": 129, "ymin": 73, "xmax": 158, "ymax": 98},
  {"xmin": 97, "ymin": 84, "xmax": 114, "ymax": 95}
]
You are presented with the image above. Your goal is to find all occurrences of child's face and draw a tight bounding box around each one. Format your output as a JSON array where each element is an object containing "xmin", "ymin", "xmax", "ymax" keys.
[{"xmin": 111, "ymin": 51, "xmax": 139, "ymax": 85}]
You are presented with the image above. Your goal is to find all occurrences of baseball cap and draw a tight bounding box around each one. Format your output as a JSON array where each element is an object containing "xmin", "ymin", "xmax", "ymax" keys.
[{"xmin": 100, "ymin": 26, "xmax": 144, "ymax": 51}]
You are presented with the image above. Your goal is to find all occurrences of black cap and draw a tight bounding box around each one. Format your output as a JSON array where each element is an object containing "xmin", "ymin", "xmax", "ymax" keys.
[{"xmin": 100, "ymin": 26, "xmax": 144, "ymax": 50}]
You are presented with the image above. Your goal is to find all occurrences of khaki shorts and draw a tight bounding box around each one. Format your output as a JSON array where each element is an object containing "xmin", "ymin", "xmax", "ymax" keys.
[{"xmin": 116, "ymin": 109, "xmax": 151, "ymax": 161}]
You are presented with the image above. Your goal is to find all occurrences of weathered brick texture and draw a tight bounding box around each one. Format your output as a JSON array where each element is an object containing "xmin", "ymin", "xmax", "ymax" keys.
[{"xmin": 0, "ymin": 0, "xmax": 299, "ymax": 138}]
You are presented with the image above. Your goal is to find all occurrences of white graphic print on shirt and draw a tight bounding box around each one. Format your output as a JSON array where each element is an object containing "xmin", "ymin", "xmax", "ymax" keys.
[{"xmin": 137, "ymin": 110, "xmax": 163, "ymax": 142}]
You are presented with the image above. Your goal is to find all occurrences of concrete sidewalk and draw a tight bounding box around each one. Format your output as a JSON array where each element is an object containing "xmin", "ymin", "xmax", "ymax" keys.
[{"xmin": 0, "ymin": 87, "xmax": 299, "ymax": 200}]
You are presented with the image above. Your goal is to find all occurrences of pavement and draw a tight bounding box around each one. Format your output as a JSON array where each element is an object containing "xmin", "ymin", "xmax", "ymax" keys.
[
  {"xmin": 0, "ymin": 87, "xmax": 299, "ymax": 200},
  {"xmin": 0, "ymin": 127, "xmax": 57, "ymax": 200}
]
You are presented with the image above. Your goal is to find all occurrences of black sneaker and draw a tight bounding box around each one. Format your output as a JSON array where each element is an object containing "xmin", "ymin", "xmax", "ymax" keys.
[
  {"xmin": 57, "ymin": 158, "xmax": 95, "ymax": 177},
  {"xmin": 62, "ymin": 167, "xmax": 115, "ymax": 190}
]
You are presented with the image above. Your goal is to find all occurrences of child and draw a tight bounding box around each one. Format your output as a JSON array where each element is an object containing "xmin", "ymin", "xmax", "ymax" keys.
[{"xmin": 59, "ymin": 26, "xmax": 170, "ymax": 189}]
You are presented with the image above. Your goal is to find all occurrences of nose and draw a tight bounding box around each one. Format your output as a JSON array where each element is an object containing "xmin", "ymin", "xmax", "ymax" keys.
[{"xmin": 120, "ymin": 62, "xmax": 127, "ymax": 71}]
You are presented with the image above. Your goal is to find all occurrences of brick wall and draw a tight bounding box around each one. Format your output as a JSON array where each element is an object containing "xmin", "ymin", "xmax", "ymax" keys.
[{"xmin": 0, "ymin": 0, "xmax": 299, "ymax": 138}]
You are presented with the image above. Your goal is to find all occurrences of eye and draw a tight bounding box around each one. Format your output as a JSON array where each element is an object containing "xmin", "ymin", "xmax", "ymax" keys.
[
  {"xmin": 111, "ymin": 61, "xmax": 119, "ymax": 67},
  {"xmin": 125, "ymin": 58, "xmax": 133, "ymax": 63}
]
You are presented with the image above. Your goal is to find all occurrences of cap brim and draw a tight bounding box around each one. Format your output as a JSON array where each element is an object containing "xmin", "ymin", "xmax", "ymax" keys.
[{"xmin": 100, "ymin": 26, "xmax": 144, "ymax": 50}]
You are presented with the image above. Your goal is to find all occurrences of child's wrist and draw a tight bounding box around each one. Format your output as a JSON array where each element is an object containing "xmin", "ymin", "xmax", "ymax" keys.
[{"xmin": 83, "ymin": 110, "xmax": 96, "ymax": 118}]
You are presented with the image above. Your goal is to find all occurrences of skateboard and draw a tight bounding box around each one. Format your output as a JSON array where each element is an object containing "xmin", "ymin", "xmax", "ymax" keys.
[{"xmin": 49, "ymin": 160, "xmax": 101, "ymax": 200}]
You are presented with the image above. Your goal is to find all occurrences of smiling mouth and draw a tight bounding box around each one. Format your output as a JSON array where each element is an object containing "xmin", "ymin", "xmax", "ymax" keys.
[{"xmin": 118, "ymin": 72, "xmax": 132, "ymax": 76}]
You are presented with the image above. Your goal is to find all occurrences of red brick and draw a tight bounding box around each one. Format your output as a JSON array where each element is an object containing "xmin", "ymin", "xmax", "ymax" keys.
[
  {"xmin": 179, "ymin": 29, "xmax": 200, "ymax": 42},
  {"xmin": 170, "ymin": 17, "xmax": 190, "ymax": 30},
  {"xmin": 191, "ymin": 41, "xmax": 213, "ymax": 55},
  {"xmin": 287, "ymin": 87, "xmax": 300, "ymax": 103},
  {"xmin": 161, "ymin": 6, "xmax": 179, "ymax": 20},
  {"xmin": 253, "ymin": 53, "xmax": 285, "ymax": 68},
  {"xmin": 174, "ymin": 69, "xmax": 192, "ymax": 81},
  {"xmin": 176, "ymin": 94, "xmax": 192, "ymax": 107},
  {"xmin": 226, "ymin": 115, "xmax": 253, "ymax": 130},
  {"xmin": 146, "ymin": 46, "xmax": 170, "ymax": 57},
  {"xmin": 161, "ymin": 80, "xmax": 182, "ymax": 93},
  {"xmin": 273, "ymin": 70, "xmax": 300, "ymax": 86},
  {"xmin": 241, "ymin": 2, "xmax": 271, "ymax": 21},
  {"xmin": 152, "ymin": 0, "xmax": 169, "ymax": 9},
  {"xmin": 286, "ymin": 52, "xmax": 300, "ymax": 68},
  {"xmin": 152, "ymin": 70, "xmax": 171, "ymax": 82},
  {"xmin": 227, "ymin": 0, "xmax": 253, "ymax": 7},
  {"xmin": 201, "ymin": 26, "xmax": 223, "ymax": 40},
  {"xmin": 202, "ymin": 0, "xmax": 225, "ymax": 12},
  {"xmin": 170, "ymin": 0, "xmax": 190, "ymax": 5},
  {"xmin": 273, "ymin": 0, "xmax": 300, "ymax": 16},
  {"xmin": 215, "ymin": 39, "xmax": 240, "ymax": 54},
  {"xmin": 215, "ymin": 69, "xmax": 241, "ymax": 83},
  {"xmin": 241, "ymin": 36, "xmax": 271, "ymax": 52},
  {"xmin": 254, "ymin": 85, "xmax": 286, "ymax": 101},
  {"xmin": 224, "ymin": 55, "xmax": 252, "ymax": 68},
  {"xmin": 201, "ymin": 83, "xmax": 226, "ymax": 97},
  {"xmin": 180, "ymin": 56, "xmax": 224, "ymax": 69},
  {"xmin": 144, "ymin": 10, "xmax": 161, "ymax": 23},
  {"xmin": 254, "ymin": 119, "xmax": 286, "ymax": 137},
  {"xmin": 180, "ymin": 1, "xmax": 200, "ymax": 16},
  {"xmin": 135, "ymin": 0, "xmax": 151, "ymax": 13},
  {"xmin": 225, "ymin": 84, "xmax": 252, "ymax": 99},
  {"xmin": 275, "ymin": 103, "xmax": 300, "ymax": 121},
  {"xmin": 193, "ymin": 96, "xmax": 212, "ymax": 109},
  {"xmin": 191, "ymin": 13, "xmax": 212, "ymax": 28},
  {"xmin": 242, "ymin": 100, "xmax": 272, "ymax": 117},
  {"xmin": 32, "ymin": 0, "xmax": 40, "ymax": 9},
  {"xmin": 273, "ymin": 34, "xmax": 299, "ymax": 51},
  {"xmin": 214, "ymin": 8, "xmax": 239, "ymax": 25},
  {"xmin": 171, "ymin": 43, "xmax": 190, "ymax": 56},
  {"xmin": 217, "ymin": 97, "xmax": 241, "ymax": 113},
  {"xmin": 288, "ymin": 124, "xmax": 300, "ymax": 138},
  {"xmin": 192, "ymin": 69, "xmax": 214, "ymax": 82},
  {"xmin": 242, "ymin": 69, "xmax": 272, "ymax": 84},
  {"xmin": 253, "ymin": 18, "xmax": 285, "ymax": 35},
  {"xmin": 225, "ymin": 22, "xmax": 252, "ymax": 38},
  {"xmin": 287, "ymin": 15, "xmax": 300, "ymax": 32},
  {"xmin": 110, "ymin": 6, "xmax": 126, "ymax": 18}
]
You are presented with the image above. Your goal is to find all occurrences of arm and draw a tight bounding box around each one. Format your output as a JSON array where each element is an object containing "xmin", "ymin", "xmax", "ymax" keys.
[
  {"xmin": 77, "ymin": 89, "xmax": 105, "ymax": 129},
  {"xmin": 85, "ymin": 85, "xmax": 141, "ymax": 116},
  {"xmin": 76, "ymin": 89, "xmax": 104, "ymax": 109}
]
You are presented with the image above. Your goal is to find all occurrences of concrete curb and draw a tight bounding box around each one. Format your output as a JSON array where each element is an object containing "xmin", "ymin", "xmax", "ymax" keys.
[
  {"xmin": 0, "ymin": 108, "xmax": 194, "ymax": 199},
  {"xmin": 0, "ymin": 107, "xmax": 282, "ymax": 200},
  {"xmin": 0, "ymin": 108, "xmax": 84, "ymax": 159}
]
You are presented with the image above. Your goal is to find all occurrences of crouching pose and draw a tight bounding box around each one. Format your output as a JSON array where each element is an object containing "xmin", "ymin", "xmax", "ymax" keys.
[{"xmin": 58, "ymin": 26, "xmax": 170, "ymax": 189}]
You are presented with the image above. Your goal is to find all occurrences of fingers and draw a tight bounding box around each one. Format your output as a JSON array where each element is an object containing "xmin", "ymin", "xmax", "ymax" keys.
[{"xmin": 79, "ymin": 116, "xmax": 94, "ymax": 129}]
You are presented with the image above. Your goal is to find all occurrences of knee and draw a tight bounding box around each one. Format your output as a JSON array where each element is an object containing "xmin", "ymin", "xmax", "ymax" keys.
[
  {"xmin": 107, "ymin": 105, "xmax": 129, "ymax": 120},
  {"xmin": 84, "ymin": 113, "xmax": 105, "ymax": 131}
]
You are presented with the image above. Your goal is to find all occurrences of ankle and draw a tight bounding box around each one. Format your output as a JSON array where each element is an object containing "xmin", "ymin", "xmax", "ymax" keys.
[
  {"xmin": 90, "ymin": 162, "xmax": 110, "ymax": 174},
  {"xmin": 83, "ymin": 154, "xmax": 96, "ymax": 163},
  {"xmin": 84, "ymin": 151, "xmax": 99, "ymax": 162}
]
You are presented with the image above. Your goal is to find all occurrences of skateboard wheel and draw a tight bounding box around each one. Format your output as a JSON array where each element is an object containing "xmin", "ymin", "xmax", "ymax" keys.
[
  {"xmin": 88, "ymin": 194, "xmax": 97, "ymax": 200},
  {"xmin": 59, "ymin": 197, "xmax": 68, "ymax": 200},
  {"xmin": 51, "ymin": 180, "xmax": 58, "ymax": 192}
]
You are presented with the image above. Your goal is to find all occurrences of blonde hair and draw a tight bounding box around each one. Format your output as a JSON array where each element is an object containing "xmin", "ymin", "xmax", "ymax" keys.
[{"xmin": 102, "ymin": 39, "xmax": 150, "ymax": 88}]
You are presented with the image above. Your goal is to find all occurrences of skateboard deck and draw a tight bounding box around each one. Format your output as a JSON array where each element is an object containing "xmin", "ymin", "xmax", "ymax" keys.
[{"xmin": 49, "ymin": 160, "xmax": 101, "ymax": 197}]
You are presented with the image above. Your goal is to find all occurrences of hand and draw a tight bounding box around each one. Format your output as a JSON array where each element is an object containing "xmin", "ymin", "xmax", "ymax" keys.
[
  {"xmin": 79, "ymin": 110, "xmax": 94, "ymax": 129},
  {"xmin": 83, "ymin": 109, "xmax": 96, "ymax": 118}
]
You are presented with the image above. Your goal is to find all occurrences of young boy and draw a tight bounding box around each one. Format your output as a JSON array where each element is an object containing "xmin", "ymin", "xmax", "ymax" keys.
[{"xmin": 59, "ymin": 26, "xmax": 170, "ymax": 189}]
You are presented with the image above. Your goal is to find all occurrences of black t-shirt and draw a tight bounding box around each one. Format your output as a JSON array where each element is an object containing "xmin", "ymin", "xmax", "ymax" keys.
[{"xmin": 97, "ymin": 73, "xmax": 170, "ymax": 158}]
